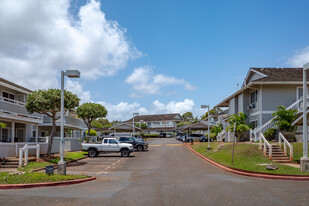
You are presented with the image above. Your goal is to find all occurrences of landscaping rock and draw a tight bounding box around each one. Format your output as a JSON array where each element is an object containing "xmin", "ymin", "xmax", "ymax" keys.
[
  {"xmin": 218, "ymin": 145, "xmax": 224, "ymax": 150},
  {"xmin": 9, "ymin": 171, "xmax": 25, "ymax": 176},
  {"xmin": 266, "ymin": 164, "xmax": 278, "ymax": 170}
]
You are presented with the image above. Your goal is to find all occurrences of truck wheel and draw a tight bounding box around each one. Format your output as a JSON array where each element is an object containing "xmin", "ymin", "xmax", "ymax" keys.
[
  {"xmin": 202, "ymin": 139, "xmax": 206, "ymax": 142},
  {"xmin": 137, "ymin": 145, "xmax": 143, "ymax": 152},
  {"xmin": 121, "ymin": 149, "xmax": 130, "ymax": 157},
  {"xmin": 88, "ymin": 148, "xmax": 97, "ymax": 157}
]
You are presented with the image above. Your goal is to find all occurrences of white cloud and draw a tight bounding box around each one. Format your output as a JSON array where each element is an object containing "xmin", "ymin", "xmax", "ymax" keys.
[
  {"xmin": 151, "ymin": 99, "xmax": 195, "ymax": 114},
  {"xmin": 125, "ymin": 67, "xmax": 196, "ymax": 95},
  {"xmin": 0, "ymin": 0, "xmax": 140, "ymax": 90},
  {"xmin": 65, "ymin": 79, "xmax": 91, "ymax": 103},
  {"xmin": 288, "ymin": 46, "xmax": 309, "ymax": 67},
  {"xmin": 97, "ymin": 101, "xmax": 148, "ymax": 121},
  {"xmin": 98, "ymin": 99, "xmax": 195, "ymax": 121}
]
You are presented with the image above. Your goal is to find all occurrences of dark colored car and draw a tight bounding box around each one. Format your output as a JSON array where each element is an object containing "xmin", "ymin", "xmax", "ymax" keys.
[
  {"xmin": 186, "ymin": 134, "xmax": 208, "ymax": 142},
  {"xmin": 118, "ymin": 137, "xmax": 148, "ymax": 151}
]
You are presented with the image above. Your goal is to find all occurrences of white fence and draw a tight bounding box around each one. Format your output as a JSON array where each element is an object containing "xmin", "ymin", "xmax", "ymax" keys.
[{"xmin": 0, "ymin": 137, "xmax": 81, "ymax": 158}]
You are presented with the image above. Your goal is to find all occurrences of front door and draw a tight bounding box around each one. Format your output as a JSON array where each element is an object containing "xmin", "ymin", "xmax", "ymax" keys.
[{"xmin": 16, "ymin": 128, "xmax": 24, "ymax": 142}]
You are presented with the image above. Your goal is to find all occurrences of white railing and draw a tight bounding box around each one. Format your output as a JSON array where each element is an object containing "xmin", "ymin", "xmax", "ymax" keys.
[
  {"xmin": 278, "ymin": 132, "xmax": 293, "ymax": 162},
  {"xmin": 19, "ymin": 144, "xmax": 40, "ymax": 167},
  {"xmin": 259, "ymin": 133, "xmax": 272, "ymax": 160},
  {"xmin": 254, "ymin": 98, "xmax": 303, "ymax": 141},
  {"xmin": 0, "ymin": 96, "xmax": 26, "ymax": 106}
]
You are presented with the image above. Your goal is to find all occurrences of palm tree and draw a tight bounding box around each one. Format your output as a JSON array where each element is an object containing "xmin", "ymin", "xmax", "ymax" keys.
[
  {"xmin": 226, "ymin": 112, "xmax": 250, "ymax": 141},
  {"xmin": 211, "ymin": 123, "xmax": 223, "ymax": 139},
  {"xmin": 272, "ymin": 105, "xmax": 297, "ymax": 132}
]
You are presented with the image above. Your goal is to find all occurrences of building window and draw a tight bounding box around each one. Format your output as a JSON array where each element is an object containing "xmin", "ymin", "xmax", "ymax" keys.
[
  {"xmin": 250, "ymin": 90, "xmax": 258, "ymax": 109},
  {"xmin": 3, "ymin": 92, "xmax": 15, "ymax": 103},
  {"xmin": 1, "ymin": 128, "xmax": 9, "ymax": 142},
  {"xmin": 250, "ymin": 120, "xmax": 258, "ymax": 129}
]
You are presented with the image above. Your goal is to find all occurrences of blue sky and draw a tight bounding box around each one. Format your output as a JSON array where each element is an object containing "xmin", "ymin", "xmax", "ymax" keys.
[{"xmin": 1, "ymin": 0, "xmax": 309, "ymax": 120}]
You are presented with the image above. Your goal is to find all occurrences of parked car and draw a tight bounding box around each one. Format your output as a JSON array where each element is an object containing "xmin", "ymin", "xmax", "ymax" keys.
[
  {"xmin": 176, "ymin": 133, "xmax": 186, "ymax": 141},
  {"xmin": 119, "ymin": 137, "xmax": 148, "ymax": 151},
  {"xmin": 81, "ymin": 138, "xmax": 134, "ymax": 157},
  {"xmin": 186, "ymin": 134, "xmax": 207, "ymax": 142},
  {"xmin": 158, "ymin": 133, "xmax": 174, "ymax": 138}
]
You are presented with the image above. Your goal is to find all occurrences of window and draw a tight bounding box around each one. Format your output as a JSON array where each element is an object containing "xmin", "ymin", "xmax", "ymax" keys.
[
  {"xmin": 153, "ymin": 122, "xmax": 160, "ymax": 125},
  {"xmin": 250, "ymin": 90, "xmax": 258, "ymax": 109},
  {"xmin": 251, "ymin": 120, "xmax": 258, "ymax": 129},
  {"xmin": 1, "ymin": 128, "xmax": 9, "ymax": 142},
  {"xmin": 103, "ymin": 139, "xmax": 108, "ymax": 144},
  {"xmin": 3, "ymin": 92, "xmax": 15, "ymax": 103},
  {"xmin": 109, "ymin": 139, "xmax": 117, "ymax": 144}
]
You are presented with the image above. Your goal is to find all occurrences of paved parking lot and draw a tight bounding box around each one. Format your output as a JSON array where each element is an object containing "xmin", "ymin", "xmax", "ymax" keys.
[{"xmin": 1, "ymin": 138, "xmax": 309, "ymax": 206}]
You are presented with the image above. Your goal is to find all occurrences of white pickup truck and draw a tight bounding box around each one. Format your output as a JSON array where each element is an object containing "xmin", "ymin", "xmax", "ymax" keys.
[{"xmin": 81, "ymin": 138, "xmax": 134, "ymax": 157}]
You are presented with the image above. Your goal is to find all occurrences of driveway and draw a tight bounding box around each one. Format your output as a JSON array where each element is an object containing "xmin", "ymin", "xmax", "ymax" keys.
[{"xmin": 1, "ymin": 138, "xmax": 309, "ymax": 206}]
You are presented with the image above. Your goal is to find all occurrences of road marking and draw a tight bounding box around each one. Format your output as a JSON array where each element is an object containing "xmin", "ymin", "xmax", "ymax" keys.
[
  {"xmin": 96, "ymin": 171, "xmax": 104, "ymax": 175},
  {"xmin": 105, "ymin": 166, "xmax": 111, "ymax": 169},
  {"xmin": 149, "ymin": 144, "xmax": 182, "ymax": 147}
]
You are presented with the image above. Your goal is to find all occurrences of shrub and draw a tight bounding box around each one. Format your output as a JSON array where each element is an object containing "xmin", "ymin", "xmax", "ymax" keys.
[
  {"xmin": 282, "ymin": 132, "xmax": 297, "ymax": 142},
  {"xmin": 264, "ymin": 128, "xmax": 277, "ymax": 141}
]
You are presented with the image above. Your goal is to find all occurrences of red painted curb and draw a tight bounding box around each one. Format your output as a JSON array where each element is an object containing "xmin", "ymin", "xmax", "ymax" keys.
[
  {"xmin": 184, "ymin": 143, "xmax": 309, "ymax": 181},
  {"xmin": 0, "ymin": 176, "xmax": 96, "ymax": 189}
]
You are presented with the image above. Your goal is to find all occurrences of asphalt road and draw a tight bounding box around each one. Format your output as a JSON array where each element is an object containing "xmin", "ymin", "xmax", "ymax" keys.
[{"xmin": 1, "ymin": 138, "xmax": 309, "ymax": 206}]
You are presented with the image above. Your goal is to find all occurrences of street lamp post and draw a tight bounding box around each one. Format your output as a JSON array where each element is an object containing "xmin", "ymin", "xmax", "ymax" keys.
[
  {"xmin": 201, "ymin": 105, "xmax": 211, "ymax": 151},
  {"xmin": 58, "ymin": 70, "xmax": 80, "ymax": 175},
  {"xmin": 132, "ymin": 113, "xmax": 139, "ymax": 137},
  {"xmin": 301, "ymin": 63, "xmax": 309, "ymax": 171}
]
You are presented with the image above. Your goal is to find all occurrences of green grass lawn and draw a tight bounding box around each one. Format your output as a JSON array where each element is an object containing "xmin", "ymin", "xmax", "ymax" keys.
[
  {"xmin": 0, "ymin": 172, "xmax": 88, "ymax": 184},
  {"xmin": 191, "ymin": 142, "xmax": 309, "ymax": 175},
  {"xmin": 291, "ymin": 143, "xmax": 309, "ymax": 163},
  {"xmin": 18, "ymin": 151, "xmax": 87, "ymax": 171},
  {"xmin": 48, "ymin": 151, "xmax": 87, "ymax": 164}
]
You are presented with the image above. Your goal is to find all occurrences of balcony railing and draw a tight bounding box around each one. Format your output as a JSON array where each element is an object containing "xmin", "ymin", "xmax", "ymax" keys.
[
  {"xmin": 43, "ymin": 115, "xmax": 86, "ymax": 128},
  {"xmin": 0, "ymin": 97, "xmax": 42, "ymax": 122}
]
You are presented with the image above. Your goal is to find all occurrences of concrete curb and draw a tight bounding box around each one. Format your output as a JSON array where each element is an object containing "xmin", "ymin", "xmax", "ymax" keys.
[
  {"xmin": 184, "ymin": 143, "xmax": 309, "ymax": 181},
  {"xmin": 0, "ymin": 176, "xmax": 96, "ymax": 189}
]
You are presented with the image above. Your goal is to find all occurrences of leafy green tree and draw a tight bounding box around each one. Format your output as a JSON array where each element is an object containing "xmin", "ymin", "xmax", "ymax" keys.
[
  {"xmin": 77, "ymin": 103, "xmax": 107, "ymax": 142},
  {"xmin": 226, "ymin": 112, "xmax": 250, "ymax": 141},
  {"xmin": 86, "ymin": 129, "xmax": 97, "ymax": 136},
  {"xmin": 0, "ymin": 122, "xmax": 6, "ymax": 128},
  {"xmin": 135, "ymin": 122, "xmax": 147, "ymax": 129},
  {"xmin": 91, "ymin": 121, "xmax": 103, "ymax": 129},
  {"xmin": 182, "ymin": 112, "xmax": 194, "ymax": 122},
  {"xmin": 26, "ymin": 89, "xmax": 80, "ymax": 157},
  {"xmin": 272, "ymin": 105, "xmax": 297, "ymax": 132},
  {"xmin": 176, "ymin": 122, "xmax": 191, "ymax": 127}
]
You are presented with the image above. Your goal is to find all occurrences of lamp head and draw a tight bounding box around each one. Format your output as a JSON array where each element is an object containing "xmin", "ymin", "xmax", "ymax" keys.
[
  {"xmin": 65, "ymin": 70, "xmax": 80, "ymax": 78},
  {"xmin": 201, "ymin": 105, "xmax": 208, "ymax": 109}
]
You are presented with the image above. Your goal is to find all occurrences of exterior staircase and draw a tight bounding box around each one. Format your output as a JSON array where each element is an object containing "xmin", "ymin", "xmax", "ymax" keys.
[
  {"xmin": 0, "ymin": 157, "xmax": 37, "ymax": 168},
  {"xmin": 264, "ymin": 144, "xmax": 291, "ymax": 163}
]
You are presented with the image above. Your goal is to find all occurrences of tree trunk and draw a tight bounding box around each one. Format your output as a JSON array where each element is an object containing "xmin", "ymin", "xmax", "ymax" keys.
[
  {"xmin": 47, "ymin": 118, "xmax": 56, "ymax": 158},
  {"xmin": 86, "ymin": 125, "xmax": 91, "ymax": 143}
]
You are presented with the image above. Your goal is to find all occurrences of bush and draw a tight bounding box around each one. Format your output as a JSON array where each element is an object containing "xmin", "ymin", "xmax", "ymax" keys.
[
  {"xmin": 264, "ymin": 128, "xmax": 277, "ymax": 141},
  {"xmin": 86, "ymin": 129, "xmax": 97, "ymax": 136},
  {"xmin": 282, "ymin": 132, "xmax": 297, "ymax": 142}
]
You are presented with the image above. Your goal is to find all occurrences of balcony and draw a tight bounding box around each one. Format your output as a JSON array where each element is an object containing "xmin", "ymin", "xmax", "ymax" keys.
[
  {"xmin": 43, "ymin": 115, "xmax": 86, "ymax": 129},
  {"xmin": 0, "ymin": 97, "xmax": 42, "ymax": 123}
]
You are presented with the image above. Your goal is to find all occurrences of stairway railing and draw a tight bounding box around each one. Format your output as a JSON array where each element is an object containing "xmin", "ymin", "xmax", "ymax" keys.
[
  {"xmin": 278, "ymin": 132, "xmax": 293, "ymax": 162},
  {"xmin": 259, "ymin": 133, "xmax": 272, "ymax": 160},
  {"xmin": 253, "ymin": 98, "xmax": 303, "ymax": 141}
]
